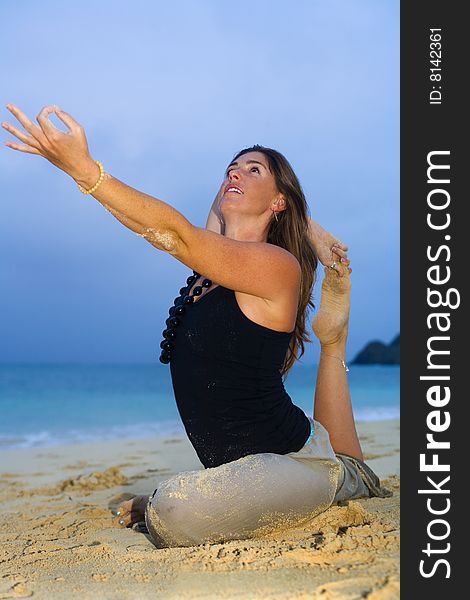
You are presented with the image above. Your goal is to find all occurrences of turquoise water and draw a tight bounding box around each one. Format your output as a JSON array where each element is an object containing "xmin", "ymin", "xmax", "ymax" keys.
[{"xmin": 0, "ymin": 363, "xmax": 399, "ymax": 449}]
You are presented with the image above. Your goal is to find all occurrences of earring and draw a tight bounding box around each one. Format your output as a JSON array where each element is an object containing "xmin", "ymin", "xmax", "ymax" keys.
[{"xmin": 272, "ymin": 209, "xmax": 279, "ymax": 223}]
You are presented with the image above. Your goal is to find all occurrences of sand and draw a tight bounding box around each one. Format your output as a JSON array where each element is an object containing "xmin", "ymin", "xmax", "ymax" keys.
[{"xmin": 0, "ymin": 420, "xmax": 399, "ymax": 599}]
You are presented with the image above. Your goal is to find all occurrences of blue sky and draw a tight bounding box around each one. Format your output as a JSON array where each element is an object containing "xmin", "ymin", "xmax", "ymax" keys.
[{"xmin": 0, "ymin": 0, "xmax": 399, "ymax": 365}]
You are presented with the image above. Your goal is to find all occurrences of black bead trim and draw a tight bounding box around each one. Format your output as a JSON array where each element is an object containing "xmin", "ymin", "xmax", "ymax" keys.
[{"xmin": 158, "ymin": 270, "xmax": 211, "ymax": 364}]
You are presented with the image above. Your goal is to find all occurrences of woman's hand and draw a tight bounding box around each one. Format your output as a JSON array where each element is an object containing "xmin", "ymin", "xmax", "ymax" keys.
[
  {"xmin": 308, "ymin": 218, "xmax": 350, "ymax": 269},
  {"xmin": 2, "ymin": 103, "xmax": 97, "ymax": 182}
]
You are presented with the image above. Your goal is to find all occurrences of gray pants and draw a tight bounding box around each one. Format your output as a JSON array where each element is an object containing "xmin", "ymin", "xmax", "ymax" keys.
[{"xmin": 144, "ymin": 418, "xmax": 387, "ymax": 548}]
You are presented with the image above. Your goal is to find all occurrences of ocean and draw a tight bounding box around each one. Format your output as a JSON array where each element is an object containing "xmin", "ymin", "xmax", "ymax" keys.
[{"xmin": 0, "ymin": 363, "xmax": 399, "ymax": 450}]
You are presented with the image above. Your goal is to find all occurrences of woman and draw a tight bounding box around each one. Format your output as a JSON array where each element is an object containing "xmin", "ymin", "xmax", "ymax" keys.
[{"xmin": 3, "ymin": 104, "xmax": 390, "ymax": 548}]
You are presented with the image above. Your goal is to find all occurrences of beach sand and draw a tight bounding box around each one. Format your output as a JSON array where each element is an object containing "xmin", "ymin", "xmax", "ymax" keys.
[{"xmin": 0, "ymin": 420, "xmax": 399, "ymax": 599}]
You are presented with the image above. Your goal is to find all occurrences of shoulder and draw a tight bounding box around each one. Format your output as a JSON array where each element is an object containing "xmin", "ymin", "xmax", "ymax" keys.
[
  {"xmin": 174, "ymin": 226, "xmax": 301, "ymax": 302},
  {"xmin": 268, "ymin": 243, "xmax": 301, "ymax": 276}
]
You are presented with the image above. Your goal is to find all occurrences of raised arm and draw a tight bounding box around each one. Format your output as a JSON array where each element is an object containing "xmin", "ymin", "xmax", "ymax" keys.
[
  {"xmin": 74, "ymin": 169, "xmax": 300, "ymax": 301},
  {"xmin": 3, "ymin": 104, "xmax": 300, "ymax": 301}
]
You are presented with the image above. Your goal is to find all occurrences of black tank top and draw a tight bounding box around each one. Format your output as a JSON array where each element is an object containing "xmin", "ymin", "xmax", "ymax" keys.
[{"xmin": 169, "ymin": 280, "xmax": 311, "ymax": 468}]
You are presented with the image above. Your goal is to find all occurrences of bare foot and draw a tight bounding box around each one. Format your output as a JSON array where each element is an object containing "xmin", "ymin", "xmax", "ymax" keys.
[
  {"xmin": 115, "ymin": 494, "xmax": 150, "ymax": 528},
  {"xmin": 311, "ymin": 253, "xmax": 352, "ymax": 347}
]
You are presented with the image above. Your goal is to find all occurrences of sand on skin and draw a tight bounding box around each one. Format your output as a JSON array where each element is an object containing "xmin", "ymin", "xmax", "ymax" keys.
[{"xmin": 0, "ymin": 420, "xmax": 399, "ymax": 599}]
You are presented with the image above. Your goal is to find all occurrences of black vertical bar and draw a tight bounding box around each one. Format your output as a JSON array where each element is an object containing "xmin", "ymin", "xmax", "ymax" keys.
[{"xmin": 401, "ymin": 2, "xmax": 465, "ymax": 596}]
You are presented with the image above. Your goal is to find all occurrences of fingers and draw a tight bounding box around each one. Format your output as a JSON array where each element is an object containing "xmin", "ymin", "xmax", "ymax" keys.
[
  {"xmin": 328, "ymin": 241, "xmax": 352, "ymax": 277},
  {"xmin": 328, "ymin": 250, "xmax": 352, "ymax": 278},
  {"xmin": 5, "ymin": 104, "xmax": 48, "ymax": 146},
  {"xmin": 4, "ymin": 140, "xmax": 43, "ymax": 155},
  {"xmin": 334, "ymin": 240, "xmax": 349, "ymax": 252},
  {"xmin": 55, "ymin": 109, "xmax": 83, "ymax": 132},
  {"xmin": 2, "ymin": 120, "xmax": 43, "ymax": 150},
  {"xmin": 331, "ymin": 245, "xmax": 348, "ymax": 260},
  {"xmin": 36, "ymin": 105, "xmax": 64, "ymax": 140}
]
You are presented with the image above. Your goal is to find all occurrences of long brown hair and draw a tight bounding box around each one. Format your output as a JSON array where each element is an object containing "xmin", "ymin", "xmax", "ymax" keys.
[{"xmin": 230, "ymin": 145, "xmax": 319, "ymax": 380}]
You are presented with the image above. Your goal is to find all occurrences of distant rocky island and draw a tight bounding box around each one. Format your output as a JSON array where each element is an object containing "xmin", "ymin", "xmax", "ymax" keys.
[{"xmin": 352, "ymin": 334, "xmax": 400, "ymax": 365}]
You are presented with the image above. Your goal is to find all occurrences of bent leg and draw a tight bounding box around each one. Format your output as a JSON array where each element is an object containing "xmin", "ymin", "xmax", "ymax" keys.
[
  {"xmin": 145, "ymin": 450, "xmax": 341, "ymax": 548},
  {"xmin": 310, "ymin": 258, "xmax": 392, "ymax": 498}
]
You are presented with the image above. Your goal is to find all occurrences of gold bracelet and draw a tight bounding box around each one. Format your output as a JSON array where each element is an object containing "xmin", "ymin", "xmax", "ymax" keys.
[
  {"xmin": 77, "ymin": 160, "xmax": 105, "ymax": 195},
  {"xmin": 321, "ymin": 351, "xmax": 350, "ymax": 372}
]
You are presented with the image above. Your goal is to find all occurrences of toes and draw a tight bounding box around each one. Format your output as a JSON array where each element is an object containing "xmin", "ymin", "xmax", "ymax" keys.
[
  {"xmin": 323, "ymin": 261, "xmax": 352, "ymax": 285},
  {"xmin": 340, "ymin": 262, "xmax": 352, "ymax": 278},
  {"xmin": 116, "ymin": 514, "xmax": 131, "ymax": 527},
  {"xmin": 330, "ymin": 261, "xmax": 347, "ymax": 278},
  {"xmin": 324, "ymin": 265, "xmax": 343, "ymax": 279},
  {"xmin": 114, "ymin": 496, "xmax": 149, "ymax": 528},
  {"xmin": 333, "ymin": 251, "xmax": 352, "ymax": 278},
  {"xmin": 115, "ymin": 499, "xmax": 132, "ymax": 527},
  {"xmin": 114, "ymin": 508, "xmax": 134, "ymax": 528}
]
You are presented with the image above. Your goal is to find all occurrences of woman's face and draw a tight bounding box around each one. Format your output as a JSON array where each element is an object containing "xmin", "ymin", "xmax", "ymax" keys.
[{"xmin": 218, "ymin": 151, "xmax": 284, "ymax": 219}]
